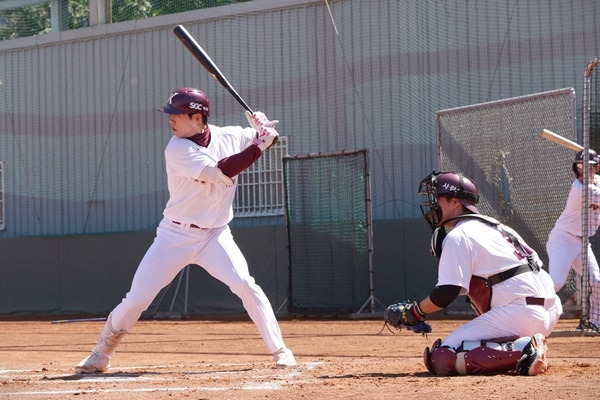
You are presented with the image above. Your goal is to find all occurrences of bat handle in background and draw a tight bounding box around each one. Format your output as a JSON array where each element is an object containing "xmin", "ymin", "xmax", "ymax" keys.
[{"xmin": 51, "ymin": 317, "xmax": 107, "ymax": 324}]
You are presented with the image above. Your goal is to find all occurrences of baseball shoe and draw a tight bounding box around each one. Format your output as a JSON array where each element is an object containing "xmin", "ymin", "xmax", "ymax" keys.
[
  {"xmin": 75, "ymin": 352, "xmax": 110, "ymax": 373},
  {"xmin": 516, "ymin": 333, "xmax": 548, "ymax": 376},
  {"xmin": 273, "ymin": 347, "xmax": 297, "ymax": 368},
  {"xmin": 582, "ymin": 320, "xmax": 600, "ymax": 334}
]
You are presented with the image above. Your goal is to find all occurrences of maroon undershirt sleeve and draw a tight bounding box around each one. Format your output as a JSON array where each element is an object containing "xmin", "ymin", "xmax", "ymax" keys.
[{"xmin": 217, "ymin": 145, "xmax": 262, "ymax": 177}]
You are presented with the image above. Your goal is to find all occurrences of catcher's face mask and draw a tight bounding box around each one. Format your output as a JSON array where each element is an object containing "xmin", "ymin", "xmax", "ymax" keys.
[
  {"xmin": 419, "ymin": 170, "xmax": 480, "ymax": 232},
  {"xmin": 418, "ymin": 171, "xmax": 443, "ymax": 232}
]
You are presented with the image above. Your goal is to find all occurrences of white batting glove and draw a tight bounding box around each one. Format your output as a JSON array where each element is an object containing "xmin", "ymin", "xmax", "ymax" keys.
[
  {"xmin": 245, "ymin": 111, "xmax": 279, "ymax": 131},
  {"xmin": 253, "ymin": 126, "xmax": 279, "ymax": 151}
]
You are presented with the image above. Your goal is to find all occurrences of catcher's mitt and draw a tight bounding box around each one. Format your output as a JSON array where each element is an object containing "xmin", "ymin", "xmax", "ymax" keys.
[{"xmin": 384, "ymin": 301, "xmax": 432, "ymax": 335}]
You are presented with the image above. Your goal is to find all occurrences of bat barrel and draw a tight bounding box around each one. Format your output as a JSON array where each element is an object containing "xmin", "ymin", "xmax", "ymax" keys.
[
  {"xmin": 173, "ymin": 25, "xmax": 253, "ymax": 113},
  {"xmin": 541, "ymin": 129, "xmax": 583, "ymax": 151}
]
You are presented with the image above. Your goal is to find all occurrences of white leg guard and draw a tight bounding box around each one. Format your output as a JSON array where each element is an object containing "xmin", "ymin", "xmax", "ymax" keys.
[{"xmin": 460, "ymin": 337, "xmax": 531, "ymax": 352}]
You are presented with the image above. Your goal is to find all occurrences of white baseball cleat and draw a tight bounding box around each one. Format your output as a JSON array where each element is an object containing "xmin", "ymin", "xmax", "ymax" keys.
[
  {"xmin": 516, "ymin": 333, "xmax": 548, "ymax": 376},
  {"xmin": 273, "ymin": 347, "xmax": 297, "ymax": 368},
  {"xmin": 75, "ymin": 352, "xmax": 111, "ymax": 373}
]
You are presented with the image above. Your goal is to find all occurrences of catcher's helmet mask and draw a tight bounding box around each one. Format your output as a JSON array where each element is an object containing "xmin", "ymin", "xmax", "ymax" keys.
[{"xmin": 418, "ymin": 170, "xmax": 480, "ymax": 232}]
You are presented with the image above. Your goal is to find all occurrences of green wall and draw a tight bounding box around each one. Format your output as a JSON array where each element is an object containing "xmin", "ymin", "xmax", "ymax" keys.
[{"xmin": 0, "ymin": 219, "xmax": 437, "ymax": 317}]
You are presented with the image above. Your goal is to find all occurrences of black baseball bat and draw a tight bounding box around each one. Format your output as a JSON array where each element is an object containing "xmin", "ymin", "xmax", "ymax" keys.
[{"xmin": 173, "ymin": 25, "xmax": 253, "ymax": 113}]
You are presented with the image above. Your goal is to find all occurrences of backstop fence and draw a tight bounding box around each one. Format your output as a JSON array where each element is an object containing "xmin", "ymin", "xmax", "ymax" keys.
[{"xmin": 436, "ymin": 87, "xmax": 577, "ymax": 315}]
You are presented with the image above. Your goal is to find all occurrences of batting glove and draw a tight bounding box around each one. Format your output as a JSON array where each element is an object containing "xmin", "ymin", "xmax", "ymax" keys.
[
  {"xmin": 245, "ymin": 111, "xmax": 279, "ymax": 132},
  {"xmin": 253, "ymin": 126, "xmax": 279, "ymax": 151}
]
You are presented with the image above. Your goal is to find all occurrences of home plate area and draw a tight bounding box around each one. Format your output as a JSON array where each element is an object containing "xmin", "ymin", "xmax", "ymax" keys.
[
  {"xmin": 1, "ymin": 319, "xmax": 598, "ymax": 400},
  {"xmin": 0, "ymin": 361, "xmax": 323, "ymax": 398}
]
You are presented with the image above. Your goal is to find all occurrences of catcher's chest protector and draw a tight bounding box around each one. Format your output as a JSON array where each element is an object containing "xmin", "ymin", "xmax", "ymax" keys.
[{"xmin": 467, "ymin": 276, "xmax": 491, "ymax": 316}]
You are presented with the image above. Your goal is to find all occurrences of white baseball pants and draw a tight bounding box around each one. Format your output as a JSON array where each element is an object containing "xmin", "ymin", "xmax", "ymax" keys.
[
  {"xmin": 546, "ymin": 227, "xmax": 600, "ymax": 325},
  {"xmin": 108, "ymin": 218, "xmax": 285, "ymax": 353}
]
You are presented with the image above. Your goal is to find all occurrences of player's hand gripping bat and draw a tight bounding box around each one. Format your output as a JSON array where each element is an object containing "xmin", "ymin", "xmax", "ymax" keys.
[
  {"xmin": 173, "ymin": 25, "xmax": 278, "ymax": 146},
  {"xmin": 173, "ymin": 25, "xmax": 253, "ymax": 113}
]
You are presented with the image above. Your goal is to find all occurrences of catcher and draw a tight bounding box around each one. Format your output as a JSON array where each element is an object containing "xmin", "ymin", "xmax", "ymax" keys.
[{"xmin": 384, "ymin": 171, "xmax": 562, "ymax": 376}]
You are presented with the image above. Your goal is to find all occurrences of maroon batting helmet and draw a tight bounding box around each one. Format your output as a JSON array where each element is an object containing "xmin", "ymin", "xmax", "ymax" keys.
[
  {"xmin": 418, "ymin": 171, "xmax": 480, "ymax": 230},
  {"xmin": 572, "ymin": 149, "xmax": 600, "ymax": 177},
  {"xmin": 573, "ymin": 149, "xmax": 599, "ymax": 164},
  {"xmin": 159, "ymin": 87, "xmax": 210, "ymax": 116}
]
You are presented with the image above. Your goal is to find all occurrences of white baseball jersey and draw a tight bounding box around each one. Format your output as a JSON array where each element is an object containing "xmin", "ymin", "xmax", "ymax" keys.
[
  {"xmin": 104, "ymin": 123, "xmax": 288, "ymax": 354},
  {"xmin": 547, "ymin": 176, "xmax": 600, "ymax": 326},
  {"xmin": 438, "ymin": 218, "xmax": 556, "ymax": 306},
  {"xmin": 552, "ymin": 176, "xmax": 600, "ymax": 237},
  {"xmin": 163, "ymin": 124, "xmax": 255, "ymax": 228},
  {"xmin": 438, "ymin": 218, "xmax": 561, "ymax": 348}
]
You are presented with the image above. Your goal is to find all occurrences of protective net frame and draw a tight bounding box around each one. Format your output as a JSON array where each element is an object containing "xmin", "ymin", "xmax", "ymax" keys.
[
  {"xmin": 283, "ymin": 150, "xmax": 373, "ymax": 315},
  {"xmin": 436, "ymin": 88, "xmax": 576, "ymax": 315},
  {"xmin": 0, "ymin": 161, "xmax": 4, "ymax": 230},
  {"xmin": 581, "ymin": 57, "xmax": 600, "ymax": 334}
]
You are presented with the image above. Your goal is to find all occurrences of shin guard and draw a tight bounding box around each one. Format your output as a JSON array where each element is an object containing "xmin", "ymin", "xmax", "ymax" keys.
[{"xmin": 425, "ymin": 337, "xmax": 529, "ymax": 376}]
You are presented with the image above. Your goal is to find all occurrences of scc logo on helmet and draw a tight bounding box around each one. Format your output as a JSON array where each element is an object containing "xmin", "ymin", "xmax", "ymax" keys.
[{"xmin": 189, "ymin": 102, "xmax": 208, "ymax": 112}]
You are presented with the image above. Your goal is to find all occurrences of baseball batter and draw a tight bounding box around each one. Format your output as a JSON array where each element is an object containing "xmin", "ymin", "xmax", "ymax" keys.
[
  {"xmin": 546, "ymin": 149, "xmax": 600, "ymax": 331},
  {"xmin": 75, "ymin": 87, "xmax": 296, "ymax": 373},
  {"xmin": 384, "ymin": 171, "xmax": 562, "ymax": 376}
]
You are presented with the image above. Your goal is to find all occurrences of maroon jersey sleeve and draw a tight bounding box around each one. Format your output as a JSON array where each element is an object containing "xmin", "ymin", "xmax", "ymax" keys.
[{"xmin": 217, "ymin": 145, "xmax": 262, "ymax": 177}]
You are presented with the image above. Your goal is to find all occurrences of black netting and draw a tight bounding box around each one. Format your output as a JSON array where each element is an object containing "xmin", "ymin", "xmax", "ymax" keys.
[
  {"xmin": 284, "ymin": 151, "xmax": 370, "ymax": 314},
  {"xmin": 586, "ymin": 59, "xmax": 600, "ymax": 326}
]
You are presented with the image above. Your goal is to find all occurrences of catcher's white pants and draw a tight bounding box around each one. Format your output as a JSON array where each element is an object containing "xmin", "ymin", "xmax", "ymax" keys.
[
  {"xmin": 108, "ymin": 218, "xmax": 285, "ymax": 353},
  {"xmin": 442, "ymin": 300, "xmax": 562, "ymax": 349},
  {"xmin": 546, "ymin": 227, "xmax": 600, "ymax": 325}
]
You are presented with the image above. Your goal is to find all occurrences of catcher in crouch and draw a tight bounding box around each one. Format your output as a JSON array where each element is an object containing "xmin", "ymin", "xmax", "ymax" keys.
[{"xmin": 384, "ymin": 171, "xmax": 562, "ymax": 376}]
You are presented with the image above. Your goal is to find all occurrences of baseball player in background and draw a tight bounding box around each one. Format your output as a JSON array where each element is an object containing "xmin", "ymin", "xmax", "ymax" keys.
[
  {"xmin": 546, "ymin": 149, "xmax": 600, "ymax": 331},
  {"xmin": 384, "ymin": 171, "xmax": 562, "ymax": 376},
  {"xmin": 75, "ymin": 87, "xmax": 296, "ymax": 373}
]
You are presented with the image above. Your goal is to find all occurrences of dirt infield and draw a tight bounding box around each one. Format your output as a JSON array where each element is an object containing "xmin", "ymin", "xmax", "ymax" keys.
[{"xmin": 0, "ymin": 317, "xmax": 598, "ymax": 399}]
